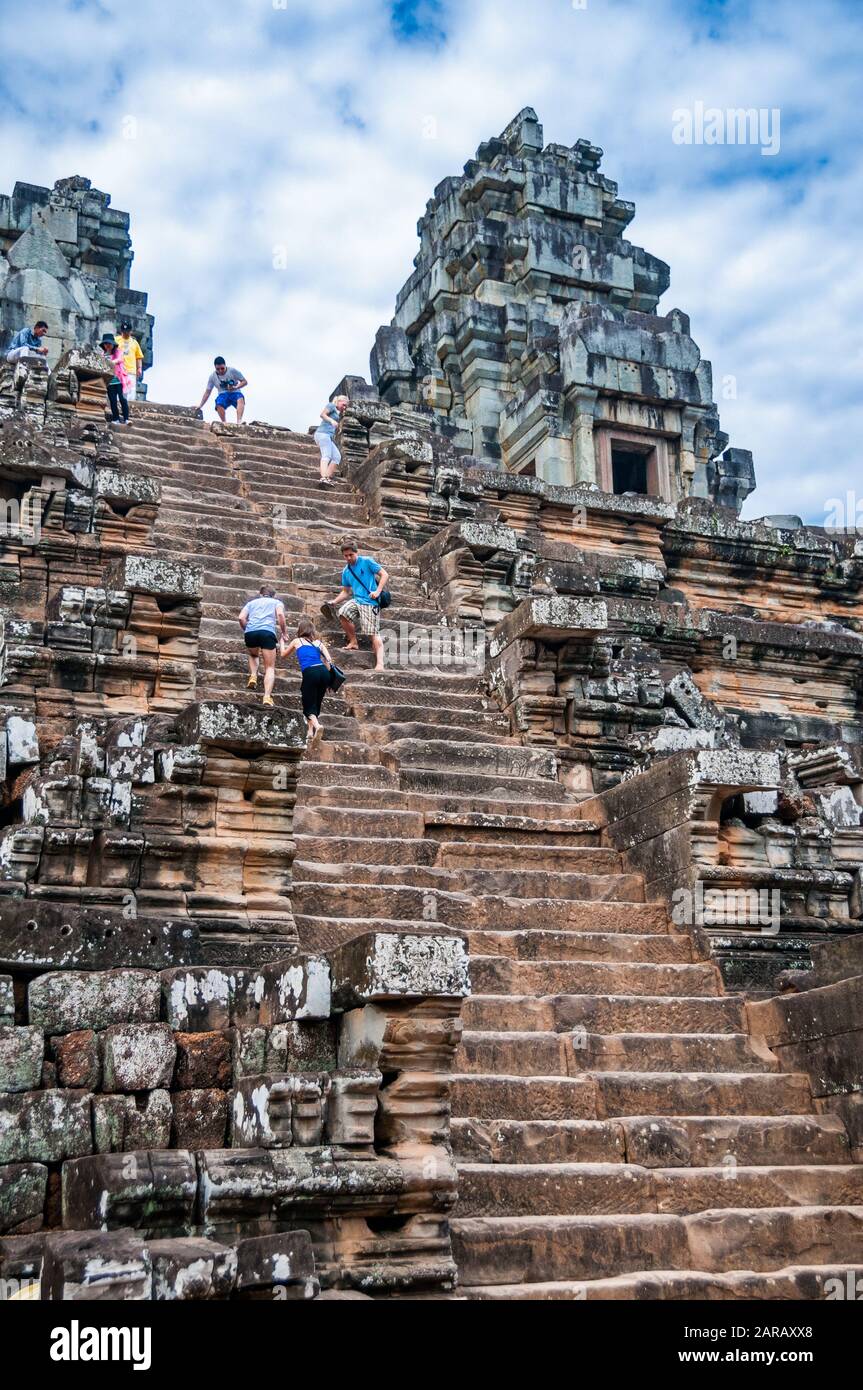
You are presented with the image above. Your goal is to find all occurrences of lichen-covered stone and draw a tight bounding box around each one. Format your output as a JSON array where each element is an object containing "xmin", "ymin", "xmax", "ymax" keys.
[
  {"xmin": 329, "ymin": 932, "xmax": 470, "ymax": 1008},
  {"xmin": 28, "ymin": 969, "xmax": 160, "ymax": 1035},
  {"xmin": 0, "ymin": 1089, "xmax": 91, "ymax": 1163},
  {"xmin": 100, "ymin": 1023, "xmax": 176, "ymax": 1092},
  {"xmin": 0, "ymin": 1025, "xmax": 44, "ymax": 1092}
]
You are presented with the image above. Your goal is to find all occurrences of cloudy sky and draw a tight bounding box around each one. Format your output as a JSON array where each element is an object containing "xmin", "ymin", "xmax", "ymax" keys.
[{"xmin": 1, "ymin": 0, "xmax": 860, "ymax": 521}]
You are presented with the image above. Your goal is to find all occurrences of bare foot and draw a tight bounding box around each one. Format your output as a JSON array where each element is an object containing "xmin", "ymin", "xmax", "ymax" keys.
[{"xmin": 343, "ymin": 641, "xmax": 359, "ymax": 651}]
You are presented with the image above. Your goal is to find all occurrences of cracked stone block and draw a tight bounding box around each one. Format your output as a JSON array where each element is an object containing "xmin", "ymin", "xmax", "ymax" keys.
[
  {"xmin": 0, "ymin": 1025, "xmax": 44, "ymax": 1092},
  {"xmin": 92, "ymin": 1091, "xmax": 173, "ymax": 1153},
  {"xmin": 161, "ymin": 956, "xmax": 331, "ymax": 1031},
  {"xmin": 41, "ymin": 1231, "xmax": 152, "ymax": 1300},
  {"xmin": 52, "ymin": 1029, "xmax": 100, "ymax": 1089},
  {"xmin": 0, "ymin": 1089, "xmax": 91, "ymax": 1163},
  {"xmin": 173, "ymin": 1031, "xmax": 231, "ymax": 1090},
  {"xmin": 148, "ymin": 1237, "xmax": 237, "ymax": 1301},
  {"xmin": 0, "ymin": 1161, "xmax": 47, "ymax": 1234},
  {"xmin": 28, "ymin": 969, "xmax": 160, "ymax": 1034},
  {"xmin": 234, "ymin": 1231, "xmax": 318, "ymax": 1300},
  {"xmin": 100, "ymin": 1023, "xmax": 176, "ymax": 1092},
  {"xmin": 62, "ymin": 1150, "xmax": 197, "ymax": 1232},
  {"xmin": 171, "ymin": 1088, "xmax": 227, "ymax": 1149}
]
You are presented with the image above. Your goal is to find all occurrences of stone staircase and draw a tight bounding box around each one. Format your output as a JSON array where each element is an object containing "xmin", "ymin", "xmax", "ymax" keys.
[{"xmin": 116, "ymin": 404, "xmax": 863, "ymax": 1299}]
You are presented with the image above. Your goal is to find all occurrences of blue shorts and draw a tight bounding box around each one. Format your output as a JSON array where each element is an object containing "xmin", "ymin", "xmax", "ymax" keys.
[{"xmin": 216, "ymin": 390, "xmax": 244, "ymax": 409}]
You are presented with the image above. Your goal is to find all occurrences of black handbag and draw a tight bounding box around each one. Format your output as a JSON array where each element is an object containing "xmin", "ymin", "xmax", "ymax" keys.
[
  {"xmin": 348, "ymin": 564, "xmax": 392, "ymax": 609},
  {"xmin": 328, "ymin": 663, "xmax": 346, "ymax": 692}
]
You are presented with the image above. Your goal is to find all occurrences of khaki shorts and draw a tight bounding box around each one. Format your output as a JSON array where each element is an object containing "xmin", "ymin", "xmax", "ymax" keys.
[{"xmin": 339, "ymin": 598, "xmax": 380, "ymax": 636}]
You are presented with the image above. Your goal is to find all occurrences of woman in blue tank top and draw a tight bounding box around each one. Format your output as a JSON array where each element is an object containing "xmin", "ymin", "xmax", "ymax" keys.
[{"xmin": 281, "ymin": 617, "xmax": 333, "ymax": 742}]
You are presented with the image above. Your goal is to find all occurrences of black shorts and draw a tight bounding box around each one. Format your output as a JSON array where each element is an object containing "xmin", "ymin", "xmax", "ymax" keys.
[
  {"xmin": 301, "ymin": 664, "xmax": 330, "ymax": 718},
  {"xmin": 245, "ymin": 629, "xmax": 277, "ymax": 650}
]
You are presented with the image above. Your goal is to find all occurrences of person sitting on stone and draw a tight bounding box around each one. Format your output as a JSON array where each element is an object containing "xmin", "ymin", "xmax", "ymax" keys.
[
  {"xmin": 117, "ymin": 321, "xmax": 144, "ymax": 401},
  {"xmin": 99, "ymin": 332, "xmax": 132, "ymax": 427},
  {"xmin": 321, "ymin": 539, "xmax": 389, "ymax": 672},
  {"xmin": 281, "ymin": 616, "xmax": 334, "ymax": 743},
  {"xmin": 314, "ymin": 395, "xmax": 348, "ymax": 487},
  {"xmin": 5, "ymin": 320, "xmax": 49, "ymax": 363},
  {"xmin": 195, "ymin": 356, "xmax": 248, "ymax": 423},
  {"xmin": 239, "ymin": 584, "xmax": 288, "ymax": 707}
]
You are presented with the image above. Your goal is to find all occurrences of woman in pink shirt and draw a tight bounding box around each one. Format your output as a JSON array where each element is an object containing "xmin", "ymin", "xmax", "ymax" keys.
[{"xmin": 99, "ymin": 333, "xmax": 132, "ymax": 426}]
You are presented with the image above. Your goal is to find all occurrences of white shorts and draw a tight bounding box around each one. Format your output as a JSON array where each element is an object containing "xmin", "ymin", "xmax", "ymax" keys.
[
  {"xmin": 315, "ymin": 430, "xmax": 341, "ymax": 466},
  {"xmin": 125, "ymin": 378, "xmax": 138, "ymax": 402}
]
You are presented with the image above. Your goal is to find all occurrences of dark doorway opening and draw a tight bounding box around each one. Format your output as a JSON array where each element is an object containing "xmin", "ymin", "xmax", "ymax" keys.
[{"xmin": 611, "ymin": 448, "xmax": 648, "ymax": 495}]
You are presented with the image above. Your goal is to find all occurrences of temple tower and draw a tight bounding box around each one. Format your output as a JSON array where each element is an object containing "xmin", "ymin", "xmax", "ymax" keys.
[
  {"xmin": 0, "ymin": 175, "xmax": 153, "ymax": 388},
  {"xmin": 371, "ymin": 108, "xmax": 754, "ymax": 513}
]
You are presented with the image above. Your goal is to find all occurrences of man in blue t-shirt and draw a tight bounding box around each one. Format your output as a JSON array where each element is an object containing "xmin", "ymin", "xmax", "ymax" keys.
[{"xmin": 322, "ymin": 540, "xmax": 389, "ymax": 671}]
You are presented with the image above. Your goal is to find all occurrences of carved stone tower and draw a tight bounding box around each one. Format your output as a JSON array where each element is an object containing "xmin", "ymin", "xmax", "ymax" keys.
[
  {"xmin": 0, "ymin": 175, "xmax": 153, "ymax": 387},
  {"xmin": 371, "ymin": 108, "xmax": 754, "ymax": 513}
]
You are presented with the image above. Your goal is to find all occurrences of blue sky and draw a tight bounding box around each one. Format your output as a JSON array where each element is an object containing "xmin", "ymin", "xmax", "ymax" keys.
[{"xmin": 0, "ymin": 0, "xmax": 860, "ymax": 521}]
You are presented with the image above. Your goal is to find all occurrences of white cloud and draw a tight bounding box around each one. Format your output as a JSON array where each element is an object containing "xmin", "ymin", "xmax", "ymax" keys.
[{"xmin": 0, "ymin": 0, "xmax": 860, "ymax": 519}]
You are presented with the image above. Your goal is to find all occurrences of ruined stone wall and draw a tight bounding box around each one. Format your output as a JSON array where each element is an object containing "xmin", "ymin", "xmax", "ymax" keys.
[
  {"xmin": 0, "ymin": 176, "xmax": 153, "ymax": 381},
  {"xmin": 367, "ymin": 108, "xmax": 751, "ymax": 508}
]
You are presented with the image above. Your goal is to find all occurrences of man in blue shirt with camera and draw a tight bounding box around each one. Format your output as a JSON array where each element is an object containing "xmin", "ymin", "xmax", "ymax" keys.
[{"xmin": 322, "ymin": 539, "xmax": 389, "ymax": 672}]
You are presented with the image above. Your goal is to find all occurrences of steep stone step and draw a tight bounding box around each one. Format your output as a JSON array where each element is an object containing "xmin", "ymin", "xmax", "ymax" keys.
[
  {"xmin": 462, "ymin": 992, "xmax": 745, "ymax": 1032},
  {"xmin": 452, "ymin": 1073, "xmax": 598, "ymax": 1120},
  {"xmin": 291, "ymin": 866, "xmax": 645, "ymax": 908},
  {"xmin": 469, "ymin": 958, "xmax": 719, "ymax": 997},
  {"xmin": 450, "ymin": 1114, "xmax": 851, "ymax": 1167},
  {"xmin": 409, "ymin": 793, "xmax": 594, "ymax": 822},
  {"xmin": 459, "ymin": 1264, "xmax": 863, "ymax": 1301},
  {"xmin": 290, "ymin": 885, "xmax": 665, "ymax": 931},
  {"xmin": 434, "ymin": 843, "xmax": 621, "ymax": 872},
  {"xmin": 294, "ymin": 785, "xmax": 409, "ymax": 812},
  {"xmin": 291, "ymin": 809, "xmax": 425, "ymax": 840},
  {"xmin": 451, "ymin": 1206, "xmax": 863, "ymax": 1285},
  {"xmin": 593, "ymin": 1070, "xmax": 813, "ymax": 1117},
  {"xmin": 455, "ymin": 1163, "xmax": 863, "ymax": 1218},
  {"xmin": 464, "ymin": 931, "xmax": 690, "ymax": 960},
  {"xmin": 382, "ymin": 738, "xmax": 557, "ymax": 779},
  {"xmin": 455, "ymin": 1029, "xmax": 766, "ymax": 1075},
  {"xmin": 451, "ymin": 1069, "xmax": 812, "ymax": 1120},
  {"xmin": 296, "ymin": 762, "xmax": 399, "ymax": 790},
  {"xmin": 397, "ymin": 769, "xmax": 572, "ymax": 802},
  {"xmin": 452, "ymin": 1117, "xmax": 625, "ymax": 1165}
]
